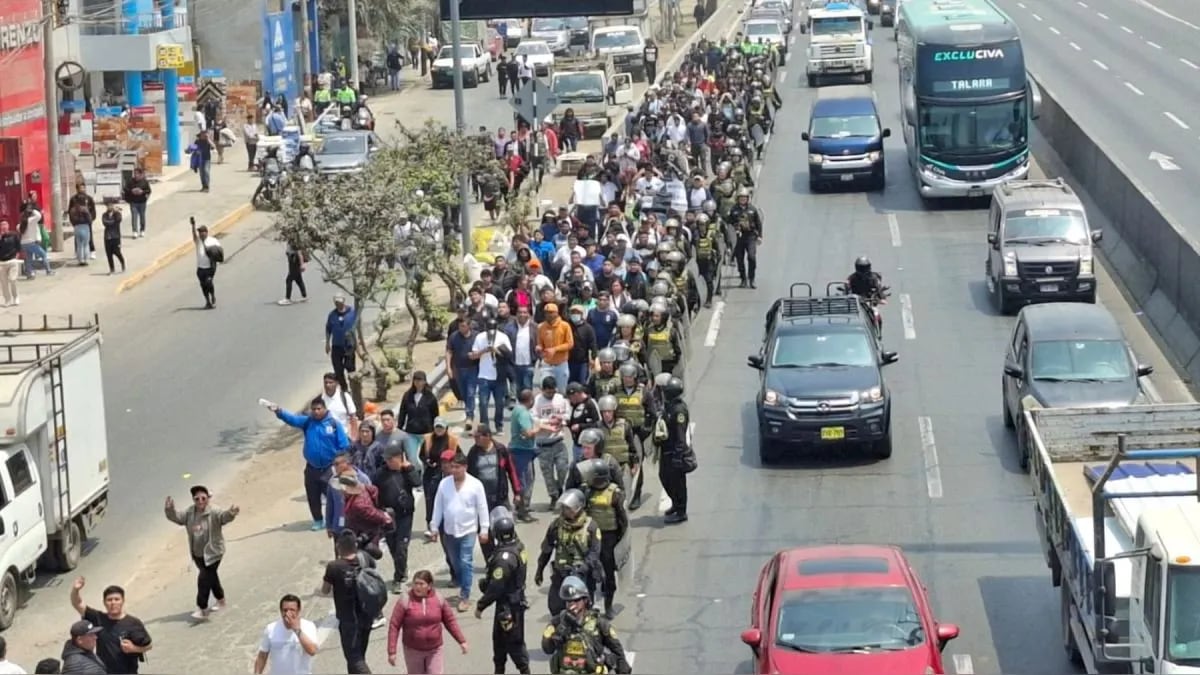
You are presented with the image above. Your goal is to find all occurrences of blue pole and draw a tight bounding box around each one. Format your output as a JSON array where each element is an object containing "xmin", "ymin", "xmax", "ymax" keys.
[
  {"xmin": 307, "ymin": 0, "xmax": 321, "ymax": 76},
  {"xmin": 161, "ymin": 1, "xmax": 181, "ymax": 166},
  {"xmin": 122, "ymin": 0, "xmax": 144, "ymax": 106}
]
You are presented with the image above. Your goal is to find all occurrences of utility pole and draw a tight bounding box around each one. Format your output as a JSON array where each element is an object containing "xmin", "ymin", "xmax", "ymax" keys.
[
  {"xmin": 42, "ymin": 0, "xmax": 65, "ymax": 252},
  {"xmin": 299, "ymin": 0, "xmax": 312, "ymax": 89},
  {"xmin": 449, "ymin": 0, "xmax": 473, "ymax": 255},
  {"xmin": 346, "ymin": 0, "xmax": 360, "ymax": 88}
]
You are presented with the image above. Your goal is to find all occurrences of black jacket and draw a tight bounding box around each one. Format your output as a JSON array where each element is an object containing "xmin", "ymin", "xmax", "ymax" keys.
[
  {"xmin": 568, "ymin": 322, "xmax": 598, "ymax": 364},
  {"xmin": 373, "ymin": 465, "xmax": 421, "ymax": 516},
  {"xmin": 395, "ymin": 387, "xmax": 439, "ymax": 435},
  {"xmin": 61, "ymin": 641, "xmax": 107, "ymax": 674},
  {"xmin": 121, "ymin": 177, "xmax": 152, "ymax": 204}
]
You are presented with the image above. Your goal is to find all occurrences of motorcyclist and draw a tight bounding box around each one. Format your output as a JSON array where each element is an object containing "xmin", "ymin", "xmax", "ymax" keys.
[
  {"xmin": 252, "ymin": 147, "xmax": 286, "ymax": 205},
  {"xmin": 727, "ymin": 188, "xmax": 764, "ymax": 288},
  {"xmin": 292, "ymin": 143, "xmax": 316, "ymax": 173},
  {"xmin": 535, "ymin": 490, "xmax": 602, "ymax": 616},
  {"xmin": 847, "ymin": 256, "xmax": 885, "ymax": 299},
  {"xmin": 475, "ymin": 506, "xmax": 531, "ymax": 674},
  {"xmin": 541, "ymin": 576, "xmax": 633, "ymax": 674}
]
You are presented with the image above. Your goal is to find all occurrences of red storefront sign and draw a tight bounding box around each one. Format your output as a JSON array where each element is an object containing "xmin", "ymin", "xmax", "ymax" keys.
[{"xmin": 0, "ymin": 0, "xmax": 49, "ymax": 228}]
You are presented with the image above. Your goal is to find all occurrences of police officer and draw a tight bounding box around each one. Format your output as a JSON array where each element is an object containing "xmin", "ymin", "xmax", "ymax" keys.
[
  {"xmin": 728, "ymin": 188, "xmax": 763, "ymax": 288},
  {"xmin": 564, "ymin": 428, "xmax": 625, "ymax": 493},
  {"xmin": 476, "ymin": 506, "xmax": 531, "ymax": 674},
  {"xmin": 654, "ymin": 376, "xmax": 694, "ymax": 524},
  {"xmin": 614, "ymin": 365, "xmax": 652, "ymax": 510},
  {"xmin": 535, "ymin": 490, "xmax": 602, "ymax": 615},
  {"xmin": 595, "ymin": 395, "xmax": 637, "ymax": 501},
  {"xmin": 643, "ymin": 302, "xmax": 683, "ymax": 377},
  {"xmin": 587, "ymin": 349, "xmax": 622, "ymax": 399},
  {"xmin": 694, "ymin": 215, "xmax": 722, "ymax": 307},
  {"xmin": 541, "ymin": 576, "xmax": 633, "ymax": 674},
  {"xmin": 577, "ymin": 458, "xmax": 628, "ymax": 619},
  {"xmin": 666, "ymin": 250, "xmax": 701, "ymax": 315}
]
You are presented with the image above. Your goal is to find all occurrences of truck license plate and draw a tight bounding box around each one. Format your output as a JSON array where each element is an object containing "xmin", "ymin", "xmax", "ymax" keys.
[
  {"xmin": 820, "ymin": 427, "xmax": 845, "ymax": 440},
  {"xmin": 840, "ymin": 174, "xmax": 854, "ymax": 182},
  {"xmin": 1040, "ymin": 283, "xmax": 1057, "ymax": 293},
  {"xmin": 967, "ymin": 188, "xmax": 985, "ymax": 198}
]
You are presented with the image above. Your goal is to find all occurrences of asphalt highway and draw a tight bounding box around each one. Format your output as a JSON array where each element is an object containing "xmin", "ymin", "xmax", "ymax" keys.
[
  {"xmin": 613, "ymin": 25, "xmax": 1194, "ymax": 675},
  {"xmin": 991, "ymin": 0, "xmax": 1200, "ymax": 235}
]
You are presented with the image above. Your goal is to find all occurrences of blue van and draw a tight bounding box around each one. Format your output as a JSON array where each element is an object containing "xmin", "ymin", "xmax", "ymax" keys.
[{"xmin": 801, "ymin": 86, "xmax": 890, "ymax": 192}]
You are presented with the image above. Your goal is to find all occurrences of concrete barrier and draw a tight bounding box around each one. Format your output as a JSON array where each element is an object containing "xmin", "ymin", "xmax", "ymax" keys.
[{"xmin": 1031, "ymin": 77, "xmax": 1200, "ymax": 385}]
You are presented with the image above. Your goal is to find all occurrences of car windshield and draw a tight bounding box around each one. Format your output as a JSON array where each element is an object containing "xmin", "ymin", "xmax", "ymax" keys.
[
  {"xmin": 518, "ymin": 42, "xmax": 551, "ymax": 56},
  {"xmin": 811, "ymin": 17, "xmax": 862, "ymax": 35},
  {"xmin": 811, "ymin": 114, "xmax": 878, "ymax": 138},
  {"xmin": 562, "ymin": 16, "xmax": 588, "ymax": 29},
  {"xmin": 1029, "ymin": 339, "xmax": 1132, "ymax": 381},
  {"xmin": 776, "ymin": 587, "xmax": 925, "ymax": 653},
  {"xmin": 532, "ymin": 18, "xmax": 564, "ymax": 31},
  {"xmin": 594, "ymin": 31, "xmax": 640, "ymax": 48},
  {"xmin": 919, "ymin": 99, "xmax": 1028, "ymax": 155},
  {"xmin": 1003, "ymin": 210, "xmax": 1089, "ymax": 244},
  {"xmin": 319, "ymin": 136, "xmax": 368, "ymax": 155},
  {"xmin": 1167, "ymin": 566, "xmax": 1200, "ymax": 665},
  {"xmin": 771, "ymin": 331, "xmax": 875, "ymax": 368},
  {"xmin": 745, "ymin": 22, "xmax": 782, "ymax": 37},
  {"xmin": 436, "ymin": 46, "xmax": 476, "ymax": 60},
  {"xmin": 553, "ymin": 73, "xmax": 605, "ymax": 99}
]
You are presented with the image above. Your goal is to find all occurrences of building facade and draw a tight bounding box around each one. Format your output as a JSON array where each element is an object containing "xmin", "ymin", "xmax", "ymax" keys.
[{"xmin": 0, "ymin": 0, "xmax": 50, "ymax": 226}]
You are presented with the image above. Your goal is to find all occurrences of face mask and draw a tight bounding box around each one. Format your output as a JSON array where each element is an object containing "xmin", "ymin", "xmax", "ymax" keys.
[{"xmin": 571, "ymin": 314, "xmax": 584, "ymax": 324}]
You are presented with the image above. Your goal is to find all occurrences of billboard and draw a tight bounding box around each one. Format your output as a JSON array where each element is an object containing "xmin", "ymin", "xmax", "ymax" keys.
[
  {"xmin": 440, "ymin": 0, "xmax": 635, "ymax": 20},
  {"xmin": 262, "ymin": 11, "xmax": 299, "ymax": 105}
]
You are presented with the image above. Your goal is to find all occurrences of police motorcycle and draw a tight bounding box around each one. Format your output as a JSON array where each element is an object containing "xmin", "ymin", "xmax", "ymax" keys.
[{"xmin": 832, "ymin": 275, "xmax": 891, "ymax": 340}]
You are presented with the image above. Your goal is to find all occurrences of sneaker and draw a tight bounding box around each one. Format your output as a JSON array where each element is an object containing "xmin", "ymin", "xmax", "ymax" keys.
[
  {"xmin": 423, "ymin": 530, "xmax": 435, "ymax": 541},
  {"xmin": 190, "ymin": 609, "xmax": 210, "ymax": 621},
  {"xmin": 12, "ymin": 298, "xmax": 18, "ymax": 306},
  {"xmin": 277, "ymin": 299, "xmax": 292, "ymax": 306},
  {"xmin": 371, "ymin": 615, "xmax": 387, "ymax": 629},
  {"xmin": 389, "ymin": 580, "xmax": 405, "ymax": 594},
  {"xmin": 464, "ymin": 420, "xmax": 474, "ymax": 432},
  {"xmin": 209, "ymin": 600, "xmax": 226, "ymax": 612},
  {"xmin": 456, "ymin": 598, "xmax": 471, "ymax": 613},
  {"xmin": 89, "ymin": 253, "xmax": 96, "ymax": 260},
  {"xmin": 310, "ymin": 519, "xmax": 324, "ymax": 531}
]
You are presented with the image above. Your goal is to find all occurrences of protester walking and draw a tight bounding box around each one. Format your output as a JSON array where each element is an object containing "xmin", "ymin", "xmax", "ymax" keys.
[
  {"xmin": 189, "ymin": 130, "xmax": 214, "ymax": 191},
  {"xmin": 420, "ymin": 419, "xmax": 459, "ymax": 537},
  {"xmin": 121, "ymin": 168, "xmax": 151, "ymax": 237},
  {"xmin": 509, "ymin": 389, "xmax": 540, "ymax": 522},
  {"xmin": 429, "ymin": 451, "xmax": 491, "ymax": 612},
  {"xmin": 163, "ymin": 486, "xmax": 239, "ymax": 620},
  {"xmin": 100, "ymin": 202, "xmax": 125, "ymax": 275},
  {"xmin": 321, "ymin": 532, "xmax": 383, "ymax": 674},
  {"xmin": 268, "ymin": 398, "xmax": 350, "ymax": 530},
  {"xmin": 242, "ymin": 115, "xmax": 260, "ymax": 171},
  {"xmin": 254, "ymin": 594, "xmax": 319, "ymax": 675},
  {"xmin": 373, "ymin": 445, "xmax": 421, "ymax": 590},
  {"xmin": 67, "ymin": 578, "xmax": 152, "ymax": 674},
  {"xmin": 18, "ymin": 208, "xmax": 51, "ymax": 278},
  {"xmin": 0, "ymin": 222, "xmax": 21, "ymax": 308},
  {"xmin": 279, "ymin": 242, "xmax": 307, "ymax": 305},
  {"xmin": 191, "ymin": 218, "xmax": 222, "ymax": 309},
  {"xmin": 386, "ymin": 570, "xmax": 469, "ymax": 674},
  {"xmin": 326, "ymin": 295, "xmax": 358, "ymax": 389},
  {"xmin": 60, "ymin": 621, "xmax": 105, "ymax": 674},
  {"xmin": 395, "ymin": 370, "xmax": 439, "ymax": 473}
]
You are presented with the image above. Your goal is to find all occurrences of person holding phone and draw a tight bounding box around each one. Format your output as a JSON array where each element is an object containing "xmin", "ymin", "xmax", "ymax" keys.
[
  {"xmin": 470, "ymin": 317, "xmax": 513, "ymax": 432},
  {"xmin": 191, "ymin": 217, "xmax": 222, "ymax": 309}
]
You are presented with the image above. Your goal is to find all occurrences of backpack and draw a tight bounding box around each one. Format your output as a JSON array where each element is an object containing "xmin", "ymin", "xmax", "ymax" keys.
[
  {"xmin": 205, "ymin": 242, "xmax": 225, "ymax": 264},
  {"xmin": 354, "ymin": 552, "xmax": 389, "ymax": 619}
]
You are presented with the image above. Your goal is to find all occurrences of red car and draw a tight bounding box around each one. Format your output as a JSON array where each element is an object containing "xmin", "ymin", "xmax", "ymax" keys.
[{"xmin": 740, "ymin": 545, "xmax": 960, "ymax": 674}]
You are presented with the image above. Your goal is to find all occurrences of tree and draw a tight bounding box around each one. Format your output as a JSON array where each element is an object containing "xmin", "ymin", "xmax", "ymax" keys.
[
  {"xmin": 318, "ymin": 0, "xmax": 435, "ymax": 43},
  {"xmin": 273, "ymin": 121, "xmax": 490, "ymax": 400}
]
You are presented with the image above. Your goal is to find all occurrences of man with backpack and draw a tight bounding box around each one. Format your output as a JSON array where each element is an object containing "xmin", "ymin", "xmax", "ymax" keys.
[
  {"xmin": 191, "ymin": 217, "xmax": 223, "ymax": 309},
  {"xmin": 321, "ymin": 531, "xmax": 389, "ymax": 674}
]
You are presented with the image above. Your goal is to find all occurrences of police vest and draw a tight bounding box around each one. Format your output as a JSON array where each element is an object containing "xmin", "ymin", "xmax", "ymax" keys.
[
  {"xmin": 696, "ymin": 230, "xmax": 717, "ymax": 259},
  {"xmin": 315, "ymin": 89, "xmax": 332, "ymax": 103},
  {"xmin": 554, "ymin": 519, "xmax": 593, "ymax": 571},
  {"xmin": 551, "ymin": 612, "xmax": 604, "ymax": 674},
  {"xmin": 593, "ymin": 374, "xmax": 620, "ymax": 397},
  {"xmin": 336, "ymin": 88, "xmax": 356, "ymax": 103},
  {"xmin": 616, "ymin": 387, "xmax": 646, "ymax": 428},
  {"xmin": 587, "ymin": 483, "xmax": 620, "ymax": 532},
  {"xmin": 673, "ymin": 271, "xmax": 688, "ymax": 296},
  {"xmin": 603, "ymin": 419, "xmax": 631, "ymax": 464},
  {"xmin": 647, "ymin": 325, "xmax": 675, "ymax": 359}
]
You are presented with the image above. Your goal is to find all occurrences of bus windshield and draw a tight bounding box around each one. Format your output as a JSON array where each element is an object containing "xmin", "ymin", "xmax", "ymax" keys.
[{"xmin": 918, "ymin": 98, "xmax": 1026, "ymax": 156}]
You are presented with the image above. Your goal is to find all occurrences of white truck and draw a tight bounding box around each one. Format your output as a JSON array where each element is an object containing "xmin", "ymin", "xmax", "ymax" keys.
[
  {"xmin": 546, "ymin": 56, "xmax": 634, "ymax": 136},
  {"xmin": 590, "ymin": 25, "xmax": 648, "ymax": 82},
  {"xmin": 1025, "ymin": 402, "xmax": 1200, "ymax": 673},
  {"xmin": 806, "ymin": 2, "xmax": 874, "ymax": 87},
  {"xmin": 0, "ymin": 316, "xmax": 110, "ymax": 629}
]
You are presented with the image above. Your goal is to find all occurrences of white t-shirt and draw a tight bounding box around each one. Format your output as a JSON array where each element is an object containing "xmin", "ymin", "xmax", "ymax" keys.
[
  {"xmin": 258, "ymin": 618, "xmax": 319, "ymax": 675},
  {"xmin": 472, "ymin": 330, "xmax": 512, "ymax": 381},
  {"xmin": 518, "ymin": 62, "xmax": 533, "ymax": 79},
  {"xmin": 322, "ymin": 388, "xmax": 357, "ymax": 429},
  {"xmin": 533, "ymin": 392, "xmax": 570, "ymax": 443},
  {"xmin": 514, "ymin": 322, "xmax": 534, "ymax": 366},
  {"xmin": 19, "ymin": 210, "xmax": 41, "ymax": 245},
  {"xmin": 195, "ymin": 235, "xmax": 220, "ymax": 269}
]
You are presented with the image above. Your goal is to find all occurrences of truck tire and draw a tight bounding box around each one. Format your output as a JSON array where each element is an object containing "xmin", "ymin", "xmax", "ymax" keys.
[
  {"xmin": 53, "ymin": 520, "xmax": 83, "ymax": 572},
  {"xmin": 0, "ymin": 571, "xmax": 16, "ymax": 631},
  {"xmin": 864, "ymin": 70, "xmax": 873, "ymax": 84},
  {"xmin": 870, "ymin": 434, "xmax": 893, "ymax": 459},
  {"xmin": 758, "ymin": 435, "xmax": 780, "ymax": 465}
]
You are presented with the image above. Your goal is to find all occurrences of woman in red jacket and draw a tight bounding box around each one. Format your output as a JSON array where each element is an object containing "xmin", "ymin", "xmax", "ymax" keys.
[{"xmin": 386, "ymin": 570, "xmax": 469, "ymax": 674}]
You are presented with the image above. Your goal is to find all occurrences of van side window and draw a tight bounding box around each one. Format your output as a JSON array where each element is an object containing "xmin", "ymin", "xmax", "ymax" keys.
[
  {"xmin": 1011, "ymin": 319, "xmax": 1025, "ymax": 352},
  {"xmin": 989, "ymin": 201, "xmax": 1002, "ymax": 235},
  {"xmin": 6, "ymin": 452, "xmax": 34, "ymax": 498},
  {"xmin": 1144, "ymin": 556, "xmax": 1163, "ymax": 646}
]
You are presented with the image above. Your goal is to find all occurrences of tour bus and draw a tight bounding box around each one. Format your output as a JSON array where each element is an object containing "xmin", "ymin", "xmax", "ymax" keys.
[{"xmin": 896, "ymin": 0, "xmax": 1041, "ymax": 199}]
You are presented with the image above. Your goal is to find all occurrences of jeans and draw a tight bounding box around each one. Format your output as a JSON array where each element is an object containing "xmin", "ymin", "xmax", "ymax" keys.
[
  {"xmin": 477, "ymin": 377, "xmax": 505, "ymax": 429},
  {"xmin": 568, "ymin": 361, "xmax": 590, "ymax": 385},
  {"xmin": 537, "ymin": 441, "xmax": 570, "ymax": 502},
  {"xmin": 304, "ymin": 464, "xmax": 330, "ymax": 522},
  {"xmin": 560, "ymin": 136, "xmax": 579, "ymax": 152},
  {"xmin": 544, "ymin": 361, "xmax": 569, "ymax": 392},
  {"xmin": 389, "ymin": 69, "xmax": 401, "ymax": 89},
  {"xmin": 73, "ymin": 223, "xmax": 91, "ymax": 264},
  {"xmin": 455, "ymin": 369, "xmax": 479, "ymax": 420},
  {"xmin": 401, "ymin": 433, "xmax": 424, "ymax": 481},
  {"xmin": 199, "ymin": 160, "xmax": 211, "ymax": 190},
  {"xmin": 446, "ymin": 532, "xmax": 477, "ymax": 600},
  {"xmin": 512, "ymin": 450, "xmax": 537, "ymax": 513},
  {"xmin": 512, "ymin": 364, "xmax": 534, "ymax": 394},
  {"xmin": 20, "ymin": 242, "xmax": 50, "ymax": 277},
  {"xmin": 129, "ymin": 201, "xmax": 147, "ymax": 234},
  {"xmin": 191, "ymin": 555, "xmax": 225, "ymax": 610}
]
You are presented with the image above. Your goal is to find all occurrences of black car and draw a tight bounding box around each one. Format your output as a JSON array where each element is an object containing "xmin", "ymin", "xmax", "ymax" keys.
[
  {"xmin": 879, "ymin": 0, "xmax": 896, "ymax": 26},
  {"xmin": 563, "ymin": 16, "xmax": 590, "ymax": 47},
  {"xmin": 748, "ymin": 283, "xmax": 899, "ymax": 464}
]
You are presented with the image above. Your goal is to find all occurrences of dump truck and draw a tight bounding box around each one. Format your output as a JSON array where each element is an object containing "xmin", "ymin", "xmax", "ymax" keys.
[
  {"xmin": 1025, "ymin": 402, "xmax": 1200, "ymax": 673},
  {"xmin": 0, "ymin": 315, "xmax": 110, "ymax": 629}
]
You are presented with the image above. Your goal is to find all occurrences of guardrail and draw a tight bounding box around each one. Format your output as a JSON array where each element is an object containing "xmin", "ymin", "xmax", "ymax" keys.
[{"xmin": 1031, "ymin": 76, "xmax": 1200, "ymax": 388}]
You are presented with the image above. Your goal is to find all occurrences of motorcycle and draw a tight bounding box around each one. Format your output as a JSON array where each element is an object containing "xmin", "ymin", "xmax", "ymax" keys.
[
  {"xmin": 833, "ymin": 280, "xmax": 890, "ymax": 339},
  {"xmin": 253, "ymin": 169, "xmax": 285, "ymax": 210}
]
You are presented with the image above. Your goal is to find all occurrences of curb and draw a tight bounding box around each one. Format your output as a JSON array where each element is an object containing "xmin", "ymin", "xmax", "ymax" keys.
[{"xmin": 115, "ymin": 202, "xmax": 257, "ymax": 295}]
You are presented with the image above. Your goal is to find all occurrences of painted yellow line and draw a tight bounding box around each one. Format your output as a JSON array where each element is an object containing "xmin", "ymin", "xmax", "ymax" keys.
[
  {"xmin": 115, "ymin": 202, "xmax": 256, "ymax": 295},
  {"xmin": 438, "ymin": 390, "xmax": 457, "ymax": 415}
]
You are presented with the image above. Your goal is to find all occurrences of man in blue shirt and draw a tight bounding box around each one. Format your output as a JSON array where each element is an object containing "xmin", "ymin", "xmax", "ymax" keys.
[
  {"xmin": 445, "ymin": 318, "xmax": 480, "ymax": 431},
  {"xmin": 588, "ymin": 292, "xmax": 619, "ymax": 348},
  {"xmin": 269, "ymin": 397, "xmax": 351, "ymax": 530},
  {"xmin": 325, "ymin": 295, "xmax": 358, "ymax": 389}
]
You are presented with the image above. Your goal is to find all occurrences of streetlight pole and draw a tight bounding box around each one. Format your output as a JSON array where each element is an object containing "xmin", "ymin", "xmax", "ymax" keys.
[
  {"xmin": 448, "ymin": 0, "xmax": 473, "ymax": 255},
  {"xmin": 42, "ymin": 0, "xmax": 66, "ymax": 252}
]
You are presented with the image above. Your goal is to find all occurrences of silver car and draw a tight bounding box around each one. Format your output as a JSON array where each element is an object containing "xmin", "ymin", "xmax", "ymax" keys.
[
  {"xmin": 315, "ymin": 131, "xmax": 380, "ymax": 176},
  {"xmin": 530, "ymin": 17, "xmax": 571, "ymax": 54}
]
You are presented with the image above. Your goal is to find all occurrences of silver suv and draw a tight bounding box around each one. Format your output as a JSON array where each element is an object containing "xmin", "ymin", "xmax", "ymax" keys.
[{"xmin": 985, "ymin": 178, "xmax": 1103, "ymax": 315}]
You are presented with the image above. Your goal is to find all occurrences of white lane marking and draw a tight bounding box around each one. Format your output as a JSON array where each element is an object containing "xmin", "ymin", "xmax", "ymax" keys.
[
  {"xmin": 1069, "ymin": 41, "xmax": 1082, "ymax": 50},
  {"xmin": 899, "ymin": 293, "xmax": 916, "ymax": 340},
  {"xmin": 1124, "ymin": 82, "xmax": 1145, "ymax": 95},
  {"xmin": 704, "ymin": 300, "xmax": 726, "ymax": 347},
  {"xmin": 657, "ymin": 490, "xmax": 671, "ymax": 514},
  {"xmin": 919, "ymin": 416, "xmax": 943, "ymax": 499},
  {"xmin": 1092, "ymin": 59, "xmax": 1109, "ymax": 70},
  {"xmin": 1165, "ymin": 111, "xmax": 1191, "ymax": 129},
  {"xmin": 1077, "ymin": 0, "xmax": 1087, "ymax": 5},
  {"xmin": 1121, "ymin": 25, "xmax": 1134, "ymax": 33},
  {"xmin": 1016, "ymin": 1, "xmax": 1025, "ymax": 7},
  {"xmin": 1132, "ymin": 0, "xmax": 1200, "ymax": 31},
  {"xmin": 1031, "ymin": 12, "xmax": 1042, "ymax": 20},
  {"xmin": 1182, "ymin": 57, "xmax": 1200, "ymax": 69},
  {"xmin": 1147, "ymin": 40, "xmax": 1162, "ymax": 48},
  {"xmin": 1048, "ymin": 26, "xmax": 1061, "ymax": 34},
  {"xmin": 953, "ymin": 653, "xmax": 975, "ymax": 674},
  {"xmin": 1097, "ymin": 11, "xmax": 1109, "ymax": 19},
  {"xmin": 887, "ymin": 213, "xmax": 902, "ymax": 247}
]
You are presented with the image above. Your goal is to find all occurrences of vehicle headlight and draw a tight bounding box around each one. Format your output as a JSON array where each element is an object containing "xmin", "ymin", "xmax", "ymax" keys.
[
  {"xmin": 860, "ymin": 387, "xmax": 884, "ymax": 403},
  {"xmin": 1003, "ymin": 256, "xmax": 1018, "ymax": 277},
  {"xmin": 808, "ymin": 154, "xmax": 823, "ymax": 163},
  {"xmin": 867, "ymin": 151, "xmax": 881, "ymax": 162},
  {"xmin": 763, "ymin": 389, "xmax": 783, "ymax": 406},
  {"xmin": 1079, "ymin": 257, "xmax": 1093, "ymax": 275}
]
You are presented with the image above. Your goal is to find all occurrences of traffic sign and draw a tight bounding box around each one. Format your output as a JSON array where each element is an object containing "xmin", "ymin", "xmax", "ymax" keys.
[
  {"xmin": 199, "ymin": 68, "xmax": 224, "ymax": 79},
  {"xmin": 195, "ymin": 81, "xmax": 226, "ymax": 105},
  {"xmin": 156, "ymin": 44, "xmax": 185, "ymax": 69},
  {"xmin": 510, "ymin": 78, "xmax": 560, "ymax": 125}
]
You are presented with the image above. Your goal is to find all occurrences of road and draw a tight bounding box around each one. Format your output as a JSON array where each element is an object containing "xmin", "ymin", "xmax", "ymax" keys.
[
  {"xmin": 616, "ymin": 24, "xmax": 1194, "ymax": 675},
  {"xmin": 991, "ymin": 0, "xmax": 1200, "ymax": 236}
]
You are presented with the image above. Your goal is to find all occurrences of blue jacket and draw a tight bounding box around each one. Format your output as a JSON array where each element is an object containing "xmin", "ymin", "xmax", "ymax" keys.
[
  {"xmin": 325, "ymin": 467, "xmax": 372, "ymax": 535},
  {"xmin": 276, "ymin": 409, "xmax": 349, "ymax": 469}
]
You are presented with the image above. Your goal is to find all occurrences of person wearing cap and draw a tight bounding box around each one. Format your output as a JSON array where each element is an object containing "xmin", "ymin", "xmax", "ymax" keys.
[
  {"xmin": 337, "ymin": 472, "xmax": 394, "ymax": 560},
  {"xmin": 536, "ymin": 302, "xmax": 573, "ymax": 393},
  {"xmin": 68, "ymin": 578, "xmax": 152, "ymax": 673},
  {"xmin": 470, "ymin": 317, "xmax": 513, "ymax": 433},
  {"xmin": 190, "ymin": 217, "xmax": 222, "ymax": 309},
  {"xmin": 419, "ymin": 418, "xmax": 459, "ymax": 536},
  {"xmin": 373, "ymin": 442, "xmax": 421, "ymax": 590},
  {"xmin": 430, "ymin": 451, "xmax": 491, "ymax": 612},
  {"xmin": 325, "ymin": 295, "xmax": 359, "ymax": 390},
  {"xmin": 269, "ymin": 398, "xmax": 350, "ymax": 530},
  {"xmin": 60, "ymin": 621, "xmax": 105, "ymax": 674},
  {"xmin": 164, "ymin": 486, "xmax": 240, "ymax": 620},
  {"xmin": 566, "ymin": 305, "xmax": 598, "ymax": 386},
  {"xmin": 395, "ymin": 371, "xmax": 439, "ymax": 475}
]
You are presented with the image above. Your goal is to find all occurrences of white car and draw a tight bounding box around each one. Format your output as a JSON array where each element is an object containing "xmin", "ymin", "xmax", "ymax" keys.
[
  {"xmin": 515, "ymin": 40, "xmax": 555, "ymax": 77},
  {"xmin": 529, "ymin": 18, "xmax": 571, "ymax": 54},
  {"xmin": 430, "ymin": 44, "xmax": 491, "ymax": 88}
]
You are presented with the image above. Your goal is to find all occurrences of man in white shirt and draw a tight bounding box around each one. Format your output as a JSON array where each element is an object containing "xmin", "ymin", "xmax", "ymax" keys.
[
  {"xmin": 191, "ymin": 219, "xmax": 221, "ymax": 309},
  {"xmin": 320, "ymin": 372, "xmax": 358, "ymax": 431},
  {"xmin": 532, "ymin": 376, "xmax": 572, "ymax": 505},
  {"xmin": 507, "ymin": 305, "xmax": 537, "ymax": 393},
  {"xmin": 254, "ymin": 594, "xmax": 319, "ymax": 675},
  {"xmin": 517, "ymin": 55, "xmax": 534, "ymax": 86},
  {"xmin": 470, "ymin": 317, "xmax": 513, "ymax": 432},
  {"xmin": 430, "ymin": 450, "xmax": 490, "ymax": 611}
]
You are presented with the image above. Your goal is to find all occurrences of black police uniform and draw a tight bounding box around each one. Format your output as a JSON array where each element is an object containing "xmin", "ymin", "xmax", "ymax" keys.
[
  {"xmin": 658, "ymin": 397, "xmax": 693, "ymax": 521},
  {"xmin": 478, "ymin": 541, "xmax": 532, "ymax": 674},
  {"xmin": 728, "ymin": 202, "xmax": 763, "ymax": 287}
]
